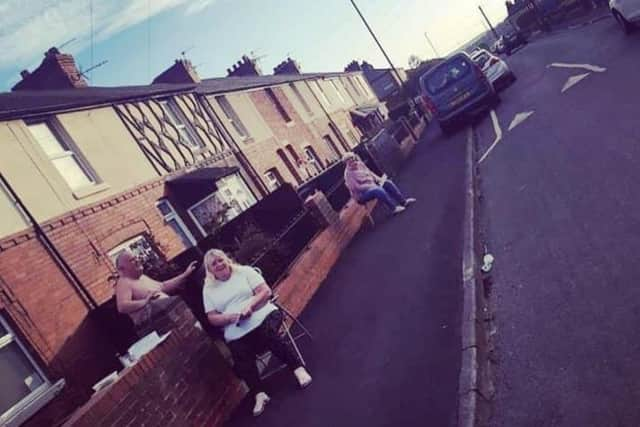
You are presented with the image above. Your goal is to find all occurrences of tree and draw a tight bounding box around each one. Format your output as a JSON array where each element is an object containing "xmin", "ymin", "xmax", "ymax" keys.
[{"xmin": 408, "ymin": 54, "xmax": 423, "ymax": 69}]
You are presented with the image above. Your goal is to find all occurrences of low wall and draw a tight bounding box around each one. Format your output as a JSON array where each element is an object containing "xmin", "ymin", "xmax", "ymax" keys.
[{"xmin": 63, "ymin": 200, "xmax": 375, "ymax": 427}]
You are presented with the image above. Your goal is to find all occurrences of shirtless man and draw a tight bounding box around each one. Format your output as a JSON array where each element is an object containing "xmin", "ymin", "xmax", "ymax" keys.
[{"xmin": 115, "ymin": 250, "xmax": 197, "ymax": 330}]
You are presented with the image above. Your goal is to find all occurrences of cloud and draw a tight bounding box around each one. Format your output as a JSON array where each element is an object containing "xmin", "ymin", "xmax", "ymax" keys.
[
  {"xmin": 0, "ymin": 0, "xmax": 216, "ymax": 71},
  {"xmin": 185, "ymin": 0, "xmax": 217, "ymax": 16}
]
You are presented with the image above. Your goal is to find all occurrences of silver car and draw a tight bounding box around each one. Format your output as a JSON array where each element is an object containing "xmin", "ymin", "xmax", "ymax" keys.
[
  {"xmin": 610, "ymin": 0, "xmax": 640, "ymax": 34},
  {"xmin": 470, "ymin": 49, "xmax": 516, "ymax": 91}
]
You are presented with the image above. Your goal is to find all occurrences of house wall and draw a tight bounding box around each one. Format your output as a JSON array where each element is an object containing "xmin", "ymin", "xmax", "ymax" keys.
[{"xmin": 0, "ymin": 177, "xmax": 192, "ymax": 427}]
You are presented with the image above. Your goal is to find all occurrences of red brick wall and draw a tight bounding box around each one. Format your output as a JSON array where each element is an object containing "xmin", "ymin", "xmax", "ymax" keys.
[{"xmin": 0, "ymin": 177, "xmax": 190, "ymax": 427}]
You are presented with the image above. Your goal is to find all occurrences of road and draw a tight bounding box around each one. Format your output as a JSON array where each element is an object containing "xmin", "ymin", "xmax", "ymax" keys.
[
  {"xmin": 227, "ymin": 123, "xmax": 467, "ymax": 426},
  {"xmin": 472, "ymin": 18, "xmax": 640, "ymax": 427}
]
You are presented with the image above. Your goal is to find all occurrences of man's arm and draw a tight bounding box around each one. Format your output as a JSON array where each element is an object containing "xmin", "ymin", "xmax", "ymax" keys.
[{"xmin": 160, "ymin": 261, "xmax": 198, "ymax": 294}]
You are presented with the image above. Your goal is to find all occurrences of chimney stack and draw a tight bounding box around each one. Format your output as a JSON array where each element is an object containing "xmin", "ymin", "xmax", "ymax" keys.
[
  {"xmin": 344, "ymin": 60, "xmax": 362, "ymax": 72},
  {"xmin": 226, "ymin": 55, "xmax": 261, "ymax": 77},
  {"xmin": 152, "ymin": 59, "xmax": 201, "ymax": 84},
  {"xmin": 273, "ymin": 57, "xmax": 301, "ymax": 75},
  {"xmin": 12, "ymin": 47, "xmax": 88, "ymax": 91}
]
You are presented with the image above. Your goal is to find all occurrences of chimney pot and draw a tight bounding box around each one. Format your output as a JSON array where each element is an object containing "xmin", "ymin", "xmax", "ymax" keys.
[{"xmin": 20, "ymin": 70, "xmax": 30, "ymax": 78}]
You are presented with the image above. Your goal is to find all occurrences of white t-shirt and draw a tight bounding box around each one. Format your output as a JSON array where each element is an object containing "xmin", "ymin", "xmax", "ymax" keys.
[{"xmin": 202, "ymin": 265, "xmax": 277, "ymax": 342}]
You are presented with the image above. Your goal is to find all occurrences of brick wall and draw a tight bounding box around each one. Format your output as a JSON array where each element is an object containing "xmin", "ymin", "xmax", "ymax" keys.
[
  {"xmin": 0, "ymin": 176, "xmax": 191, "ymax": 427},
  {"xmin": 60, "ymin": 198, "xmax": 375, "ymax": 427}
]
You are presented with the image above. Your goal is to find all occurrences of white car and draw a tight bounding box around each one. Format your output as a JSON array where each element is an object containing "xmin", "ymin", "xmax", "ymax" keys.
[
  {"xmin": 610, "ymin": 0, "xmax": 640, "ymax": 34},
  {"xmin": 470, "ymin": 49, "xmax": 516, "ymax": 91}
]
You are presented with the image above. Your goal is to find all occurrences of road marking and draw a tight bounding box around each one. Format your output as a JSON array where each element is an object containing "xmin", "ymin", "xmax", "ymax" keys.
[
  {"xmin": 548, "ymin": 62, "xmax": 606, "ymax": 73},
  {"xmin": 508, "ymin": 111, "xmax": 535, "ymax": 131},
  {"xmin": 561, "ymin": 73, "xmax": 590, "ymax": 93},
  {"xmin": 478, "ymin": 110, "xmax": 502, "ymax": 164}
]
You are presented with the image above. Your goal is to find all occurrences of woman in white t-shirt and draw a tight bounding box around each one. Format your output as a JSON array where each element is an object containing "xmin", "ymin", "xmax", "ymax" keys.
[{"xmin": 202, "ymin": 249, "xmax": 313, "ymax": 417}]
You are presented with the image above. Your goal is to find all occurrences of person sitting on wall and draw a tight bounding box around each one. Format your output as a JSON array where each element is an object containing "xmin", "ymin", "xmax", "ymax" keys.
[
  {"xmin": 202, "ymin": 249, "xmax": 312, "ymax": 417},
  {"xmin": 343, "ymin": 152, "xmax": 416, "ymax": 215},
  {"xmin": 115, "ymin": 250, "xmax": 197, "ymax": 335}
]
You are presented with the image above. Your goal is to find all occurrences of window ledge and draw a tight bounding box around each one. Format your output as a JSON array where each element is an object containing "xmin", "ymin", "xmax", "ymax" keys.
[
  {"xmin": 1, "ymin": 379, "xmax": 65, "ymax": 427},
  {"xmin": 73, "ymin": 183, "xmax": 111, "ymax": 200},
  {"xmin": 285, "ymin": 121, "xmax": 296, "ymax": 128}
]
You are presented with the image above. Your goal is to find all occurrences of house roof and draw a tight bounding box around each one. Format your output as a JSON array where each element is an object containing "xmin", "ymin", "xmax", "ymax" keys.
[{"xmin": 0, "ymin": 71, "xmax": 361, "ymax": 121}]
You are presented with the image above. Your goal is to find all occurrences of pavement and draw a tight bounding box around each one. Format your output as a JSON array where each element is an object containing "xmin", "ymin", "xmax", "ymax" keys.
[
  {"xmin": 471, "ymin": 18, "xmax": 640, "ymax": 427},
  {"xmin": 227, "ymin": 123, "xmax": 467, "ymax": 427}
]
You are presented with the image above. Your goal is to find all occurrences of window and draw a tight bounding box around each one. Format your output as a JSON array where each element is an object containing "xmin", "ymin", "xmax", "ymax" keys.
[
  {"xmin": 330, "ymin": 80, "xmax": 346, "ymax": 104},
  {"xmin": 156, "ymin": 200, "xmax": 196, "ymax": 248},
  {"xmin": 285, "ymin": 145, "xmax": 301, "ymax": 165},
  {"xmin": 264, "ymin": 88, "xmax": 292, "ymax": 123},
  {"xmin": 215, "ymin": 95, "xmax": 249, "ymax": 139},
  {"xmin": 348, "ymin": 76, "xmax": 362, "ymax": 97},
  {"xmin": 340, "ymin": 78, "xmax": 357, "ymax": 104},
  {"xmin": 304, "ymin": 147, "xmax": 323, "ymax": 175},
  {"xmin": 27, "ymin": 122, "xmax": 96, "ymax": 191},
  {"xmin": 289, "ymin": 83, "xmax": 313, "ymax": 116},
  {"xmin": 323, "ymin": 135, "xmax": 341, "ymax": 160},
  {"xmin": 310, "ymin": 81, "xmax": 330, "ymax": 105},
  {"xmin": 107, "ymin": 234, "xmax": 165, "ymax": 272},
  {"xmin": 159, "ymin": 100, "xmax": 203, "ymax": 149},
  {"xmin": 264, "ymin": 168, "xmax": 284, "ymax": 192},
  {"xmin": 188, "ymin": 173, "xmax": 256, "ymax": 236},
  {"xmin": 356, "ymin": 76, "xmax": 372, "ymax": 97},
  {"xmin": 0, "ymin": 315, "xmax": 52, "ymax": 426},
  {"xmin": 347, "ymin": 130, "xmax": 360, "ymax": 145}
]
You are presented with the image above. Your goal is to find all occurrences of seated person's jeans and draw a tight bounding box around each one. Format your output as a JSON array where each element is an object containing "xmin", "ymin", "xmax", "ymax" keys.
[{"xmin": 357, "ymin": 180, "xmax": 407, "ymax": 210}]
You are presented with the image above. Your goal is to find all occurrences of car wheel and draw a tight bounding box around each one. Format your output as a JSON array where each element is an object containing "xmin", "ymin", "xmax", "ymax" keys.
[{"xmin": 614, "ymin": 10, "xmax": 633, "ymax": 34}]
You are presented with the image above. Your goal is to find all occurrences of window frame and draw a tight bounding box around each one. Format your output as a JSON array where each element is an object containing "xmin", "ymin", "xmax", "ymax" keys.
[
  {"xmin": 330, "ymin": 80, "xmax": 346, "ymax": 104},
  {"xmin": 264, "ymin": 88, "xmax": 292, "ymax": 123},
  {"xmin": 288, "ymin": 83, "xmax": 313, "ymax": 116},
  {"xmin": 303, "ymin": 146, "xmax": 323, "ymax": 174},
  {"xmin": 348, "ymin": 76, "xmax": 362, "ymax": 97},
  {"xmin": 264, "ymin": 168, "xmax": 284, "ymax": 192},
  {"xmin": 155, "ymin": 199, "xmax": 196, "ymax": 247},
  {"xmin": 26, "ymin": 120, "xmax": 98, "ymax": 192},
  {"xmin": 215, "ymin": 95, "xmax": 250, "ymax": 139},
  {"xmin": 0, "ymin": 314, "xmax": 61, "ymax": 427},
  {"xmin": 159, "ymin": 100, "xmax": 204, "ymax": 150},
  {"xmin": 311, "ymin": 81, "xmax": 331, "ymax": 105}
]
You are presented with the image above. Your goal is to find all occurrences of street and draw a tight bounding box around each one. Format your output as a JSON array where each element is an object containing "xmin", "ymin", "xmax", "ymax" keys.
[
  {"xmin": 471, "ymin": 17, "xmax": 640, "ymax": 427},
  {"xmin": 228, "ymin": 122, "xmax": 467, "ymax": 427}
]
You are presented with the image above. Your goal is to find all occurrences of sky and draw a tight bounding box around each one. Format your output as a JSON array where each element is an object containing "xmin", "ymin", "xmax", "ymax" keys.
[{"xmin": 0, "ymin": 0, "xmax": 508, "ymax": 91}]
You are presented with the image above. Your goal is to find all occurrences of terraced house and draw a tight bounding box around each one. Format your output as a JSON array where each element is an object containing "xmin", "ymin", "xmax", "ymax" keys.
[{"xmin": 0, "ymin": 47, "xmax": 385, "ymax": 426}]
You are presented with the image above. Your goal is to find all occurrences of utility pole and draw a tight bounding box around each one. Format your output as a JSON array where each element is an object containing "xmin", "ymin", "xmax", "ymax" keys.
[
  {"xmin": 478, "ymin": 5, "xmax": 499, "ymax": 40},
  {"xmin": 348, "ymin": 0, "xmax": 407, "ymax": 98},
  {"xmin": 423, "ymin": 32, "xmax": 440, "ymax": 58}
]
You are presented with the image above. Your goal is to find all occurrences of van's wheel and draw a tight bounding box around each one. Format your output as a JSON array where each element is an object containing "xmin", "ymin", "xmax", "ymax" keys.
[{"xmin": 614, "ymin": 10, "xmax": 632, "ymax": 34}]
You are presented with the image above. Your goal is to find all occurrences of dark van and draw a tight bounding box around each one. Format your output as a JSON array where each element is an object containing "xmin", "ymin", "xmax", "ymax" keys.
[{"xmin": 419, "ymin": 52, "xmax": 497, "ymax": 134}]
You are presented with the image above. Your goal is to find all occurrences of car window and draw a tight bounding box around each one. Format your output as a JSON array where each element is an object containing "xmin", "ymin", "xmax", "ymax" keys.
[
  {"xmin": 425, "ymin": 57, "xmax": 471, "ymax": 95},
  {"xmin": 472, "ymin": 53, "xmax": 490, "ymax": 69}
]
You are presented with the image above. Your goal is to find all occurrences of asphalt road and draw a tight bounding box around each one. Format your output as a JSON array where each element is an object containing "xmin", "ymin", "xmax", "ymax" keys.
[
  {"xmin": 227, "ymin": 124, "xmax": 466, "ymax": 427},
  {"xmin": 472, "ymin": 18, "xmax": 640, "ymax": 427}
]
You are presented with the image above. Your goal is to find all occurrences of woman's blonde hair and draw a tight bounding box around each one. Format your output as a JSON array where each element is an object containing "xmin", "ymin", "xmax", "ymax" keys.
[
  {"xmin": 203, "ymin": 249, "xmax": 238, "ymax": 276},
  {"xmin": 342, "ymin": 152, "xmax": 359, "ymax": 162}
]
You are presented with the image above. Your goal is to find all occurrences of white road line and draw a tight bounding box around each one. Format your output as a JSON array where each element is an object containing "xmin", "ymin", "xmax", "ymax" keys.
[
  {"xmin": 561, "ymin": 72, "xmax": 590, "ymax": 93},
  {"xmin": 478, "ymin": 110, "xmax": 502, "ymax": 164},
  {"xmin": 508, "ymin": 111, "xmax": 535, "ymax": 131},
  {"xmin": 548, "ymin": 62, "xmax": 607, "ymax": 73}
]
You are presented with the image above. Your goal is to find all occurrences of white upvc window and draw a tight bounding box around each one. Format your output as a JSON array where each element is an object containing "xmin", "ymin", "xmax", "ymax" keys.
[
  {"xmin": 348, "ymin": 76, "xmax": 362, "ymax": 97},
  {"xmin": 27, "ymin": 122, "xmax": 96, "ymax": 192},
  {"xmin": 330, "ymin": 80, "xmax": 346, "ymax": 104},
  {"xmin": 215, "ymin": 95, "xmax": 250, "ymax": 139},
  {"xmin": 311, "ymin": 81, "xmax": 330, "ymax": 105},
  {"xmin": 303, "ymin": 147, "xmax": 323, "ymax": 174},
  {"xmin": 0, "ymin": 315, "xmax": 65, "ymax": 427},
  {"xmin": 264, "ymin": 168, "xmax": 283, "ymax": 192},
  {"xmin": 159, "ymin": 100, "xmax": 203, "ymax": 150},
  {"xmin": 156, "ymin": 199, "xmax": 196, "ymax": 248},
  {"xmin": 289, "ymin": 83, "xmax": 313, "ymax": 116},
  {"xmin": 357, "ymin": 76, "xmax": 373, "ymax": 98}
]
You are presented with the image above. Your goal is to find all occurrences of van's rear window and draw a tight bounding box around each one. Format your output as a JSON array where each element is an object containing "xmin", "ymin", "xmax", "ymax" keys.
[{"xmin": 425, "ymin": 57, "xmax": 471, "ymax": 94}]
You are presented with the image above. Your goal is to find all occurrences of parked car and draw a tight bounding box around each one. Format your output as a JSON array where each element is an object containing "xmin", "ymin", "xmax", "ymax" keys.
[
  {"xmin": 494, "ymin": 32, "xmax": 528, "ymax": 56},
  {"xmin": 610, "ymin": 0, "xmax": 640, "ymax": 34},
  {"xmin": 419, "ymin": 52, "xmax": 498, "ymax": 134},
  {"xmin": 470, "ymin": 49, "xmax": 516, "ymax": 91}
]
